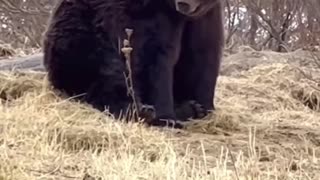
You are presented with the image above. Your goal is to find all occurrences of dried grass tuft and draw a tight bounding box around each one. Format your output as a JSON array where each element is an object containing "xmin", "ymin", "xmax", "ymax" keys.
[{"xmin": 1, "ymin": 50, "xmax": 320, "ymax": 179}]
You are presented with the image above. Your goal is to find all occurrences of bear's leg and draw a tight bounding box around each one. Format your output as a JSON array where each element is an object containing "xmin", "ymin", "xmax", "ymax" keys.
[
  {"xmin": 43, "ymin": 0, "xmax": 101, "ymax": 98},
  {"xmin": 189, "ymin": 8, "xmax": 224, "ymax": 111},
  {"xmin": 174, "ymin": 4, "xmax": 224, "ymax": 116},
  {"xmin": 134, "ymin": 15, "xmax": 187, "ymax": 128}
]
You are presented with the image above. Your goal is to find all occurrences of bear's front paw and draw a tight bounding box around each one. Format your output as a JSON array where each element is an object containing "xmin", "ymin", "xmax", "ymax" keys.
[
  {"xmin": 175, "ymin": 100, "xmax": 208, "ymax": 121},
  {"xmin": 146, "ymin": 118, "xmax": 184, "ymax": 129},
  {"xmin": 139, "ymin": 104, "xmax": 156, "ymax": 122}
]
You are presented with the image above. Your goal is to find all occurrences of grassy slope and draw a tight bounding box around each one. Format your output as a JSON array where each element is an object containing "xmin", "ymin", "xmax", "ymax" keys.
[{"xmin": 0, "ymin": 49, "xmax": 320, "ymax": 180}]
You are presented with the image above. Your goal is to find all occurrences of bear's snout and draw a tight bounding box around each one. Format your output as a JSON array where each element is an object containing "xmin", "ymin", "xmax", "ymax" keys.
[{"xmin": 175, "ymin": 0, "xmax": 200, "ymax": 15}]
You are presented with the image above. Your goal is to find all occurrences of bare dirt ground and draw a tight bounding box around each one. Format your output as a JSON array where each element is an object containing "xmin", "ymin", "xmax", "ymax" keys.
[{"xmin": 0, "ymin": 48, "xmax": 320, "ymax": 179}]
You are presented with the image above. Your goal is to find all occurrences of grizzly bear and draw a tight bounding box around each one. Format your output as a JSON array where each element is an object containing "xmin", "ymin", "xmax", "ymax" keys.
[{"xmin": 43, "ymin": 0, "xmax": 224, "ymax": 128}]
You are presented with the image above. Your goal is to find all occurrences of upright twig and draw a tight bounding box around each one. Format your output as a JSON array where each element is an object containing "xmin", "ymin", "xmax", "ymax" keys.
[{"xmin": 121, "ymin": 28, "xmax": 140, "ymax": 121}]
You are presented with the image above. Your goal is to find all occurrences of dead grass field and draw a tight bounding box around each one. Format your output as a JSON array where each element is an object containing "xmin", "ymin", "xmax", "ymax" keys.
[{"xmin": 0, "ymin": 49, "xmax": 320, "ymax": 179}]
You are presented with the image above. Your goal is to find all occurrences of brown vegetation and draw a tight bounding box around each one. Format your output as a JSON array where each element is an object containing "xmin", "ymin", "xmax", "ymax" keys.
[{"xmin": 0, "ymin": 49, "xmax": 320, "ymax": 179}]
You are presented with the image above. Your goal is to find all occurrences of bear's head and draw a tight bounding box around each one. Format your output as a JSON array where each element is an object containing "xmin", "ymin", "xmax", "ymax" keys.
[{"xmin": 173, "ymin": 0, "xmax": 219, "ymax": 17}]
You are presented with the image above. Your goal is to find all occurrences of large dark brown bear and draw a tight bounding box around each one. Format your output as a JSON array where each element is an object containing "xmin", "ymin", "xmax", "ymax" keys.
[{"xmin": 43, "ymin": 0, "xmax": 224, "ymax": 128}]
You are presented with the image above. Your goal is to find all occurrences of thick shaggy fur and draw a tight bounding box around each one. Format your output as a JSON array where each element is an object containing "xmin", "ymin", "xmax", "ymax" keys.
[{"xmin": 43, "ymin": 0, "xmax": 224, "ymax": 127}]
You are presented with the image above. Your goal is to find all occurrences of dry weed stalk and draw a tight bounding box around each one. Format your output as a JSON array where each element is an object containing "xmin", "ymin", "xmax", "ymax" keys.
[
  {"xmin": 121, "ymin": 28, "xmax": 140, "ymax": 122},
  {"xmin": 0, "ymin": 43, "xmax": 15, "ymax": 58},
  {"xmin": 310, "ymin": 51, "xmax": 320, "ymax": 70},
  {"xmin": 295, "ymin": 52, "xmax": 320, "ymax": 92}
]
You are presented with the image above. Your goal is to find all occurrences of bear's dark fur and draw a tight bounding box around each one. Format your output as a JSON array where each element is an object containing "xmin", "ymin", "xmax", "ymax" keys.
[{"xmin": 43, "ymin": 0, "xmax": 224, "ymax": 128}]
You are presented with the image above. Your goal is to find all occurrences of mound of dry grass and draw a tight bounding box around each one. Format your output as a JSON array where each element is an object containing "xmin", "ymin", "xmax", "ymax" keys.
[{"xmin": 1, "ymin": 50, "xmax": 320, "ymax": 179}]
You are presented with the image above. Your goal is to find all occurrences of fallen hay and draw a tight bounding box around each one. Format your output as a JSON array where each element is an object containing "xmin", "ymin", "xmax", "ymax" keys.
[{"xmin": 0, "ymin": 50, "xmax": 320, "ymax": 179}]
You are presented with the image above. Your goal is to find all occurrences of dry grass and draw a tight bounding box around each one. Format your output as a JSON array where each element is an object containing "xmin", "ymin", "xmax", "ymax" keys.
[{"xmin": 1, "ymin": 49, "xmax": 320, "ymax": 179}]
